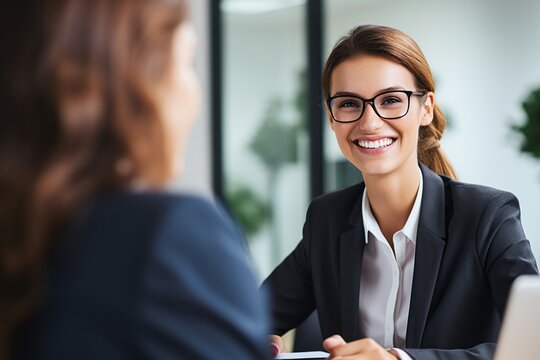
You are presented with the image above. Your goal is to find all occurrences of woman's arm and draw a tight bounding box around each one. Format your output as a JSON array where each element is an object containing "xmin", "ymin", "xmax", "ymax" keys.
[{"xmin": 261, "ymin": 203, "xmax": 317, "ymax": 336}]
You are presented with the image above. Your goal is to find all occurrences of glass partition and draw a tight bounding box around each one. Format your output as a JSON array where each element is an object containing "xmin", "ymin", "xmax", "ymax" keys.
[{"xmin": 221, "ymin": 0, "xmax": 309, "ymax": 277}]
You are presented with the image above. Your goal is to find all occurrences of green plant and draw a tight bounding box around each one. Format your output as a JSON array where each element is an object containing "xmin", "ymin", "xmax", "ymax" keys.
[
  {"xmin": 249, "ymin": 98, "xmax": 301, "ymax": 171},
  {"xmin": 513, "ymin": 87, "xmax": 540, "ymax": 160},
  {"xmin": 246, "ymin": 69, "xmax": 307, "ymax": 264},
  {"xmin": 226, "ymin": 185, "xmax": 269, "ymax": 237},
  {"xmin": 249, "ymin": 97, "xmax": 303, "ymax": 264}
]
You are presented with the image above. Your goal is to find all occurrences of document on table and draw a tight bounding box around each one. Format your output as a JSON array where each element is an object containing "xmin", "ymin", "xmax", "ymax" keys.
[{"xmin": 276, "ymin": 351, "xmax": 329, "ymax": 359}]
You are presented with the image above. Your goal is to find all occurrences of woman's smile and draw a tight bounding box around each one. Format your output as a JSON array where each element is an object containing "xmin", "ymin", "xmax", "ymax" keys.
[{"xmin": 352, "ymin": 137, "xmax": 397, "ymax": 154}]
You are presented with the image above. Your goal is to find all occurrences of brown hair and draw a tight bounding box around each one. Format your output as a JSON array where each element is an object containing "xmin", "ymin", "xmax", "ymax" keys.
[
  {"xmin": 0, "ymin": 0, "xmax": 186, "ymax": 355},
  {"xmin": 322, "ymin": 24, "xmax": 457, "ymax": 179}
]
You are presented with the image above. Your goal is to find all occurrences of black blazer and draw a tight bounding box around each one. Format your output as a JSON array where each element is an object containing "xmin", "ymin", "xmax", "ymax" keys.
[
  {"xmin": 263, "ymin": 163, "xmax": 538, "ymax": 360},
  {"xmin": 14, "ymin": 192, "xmax": 270, "ymax": 360}
]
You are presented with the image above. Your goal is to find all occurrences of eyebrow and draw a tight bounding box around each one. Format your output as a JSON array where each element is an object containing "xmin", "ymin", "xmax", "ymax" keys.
[{"xmin": 330, "ymin": 86, "xmax": 408, "ymax": 98}]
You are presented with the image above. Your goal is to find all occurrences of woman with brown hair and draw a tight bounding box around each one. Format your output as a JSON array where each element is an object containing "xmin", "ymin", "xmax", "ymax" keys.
[
  {"xmin": 263, "ymin": 24, "xmax": 537, "ymax": 359},
  {"xmin": 0, "ymin": 0, "xmax": 268, "ymax": 359}
]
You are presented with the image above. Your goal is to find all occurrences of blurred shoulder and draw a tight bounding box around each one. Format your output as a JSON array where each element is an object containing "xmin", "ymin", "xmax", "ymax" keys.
[
  {"xmin": 118, "ymin": 190, "xmax": 241, "ymax": 246},
  {"xmin": 98, "ymin": 190, "xmax": 222, "ymax": 213},
  {"xmin": 76, "ymin": 190, "xmax": 243, "ymax": 257},
  {"xmin": 91, "ymin": 190, "xmax": 233, "ymax": 228}
]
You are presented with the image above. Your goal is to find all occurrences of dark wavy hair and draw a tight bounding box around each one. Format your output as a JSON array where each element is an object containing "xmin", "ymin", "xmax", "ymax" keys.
[
  {"xmin": 0, "ymin": 0, "xmax": 186, "ymax": 356},
  {"xmin": 322, "ymin": 24, "xmax": 457, "ymax": 179}
]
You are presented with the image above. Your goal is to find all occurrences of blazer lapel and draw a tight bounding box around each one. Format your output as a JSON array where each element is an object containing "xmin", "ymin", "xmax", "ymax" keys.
[
  {"xmin": 406, "ymin": 164, "xmax": 447, "ymax": 348},
  {"xmin": 340, "ymin": 185, "xmax": 366, "ymax": 342}
]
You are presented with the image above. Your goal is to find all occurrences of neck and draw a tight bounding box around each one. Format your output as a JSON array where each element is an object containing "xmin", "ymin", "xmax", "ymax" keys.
[{"xmin": 363, "ymin": 161, "xmax": 421, "ymax": 244}]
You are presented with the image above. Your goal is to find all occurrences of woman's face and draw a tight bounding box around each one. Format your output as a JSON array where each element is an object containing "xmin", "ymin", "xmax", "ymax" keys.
[
  {"xmin": 162, "ymin": 21, "xmax": 201, "ymax": 177},
  {"xmin": 327, "ymin": 55, "xmax": 434, "ymax": 179}
]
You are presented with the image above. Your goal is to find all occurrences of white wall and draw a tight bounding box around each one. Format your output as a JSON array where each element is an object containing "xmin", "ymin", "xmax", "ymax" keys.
[
  {"xmin": 170, "ymin": 0, "xmax": 213, "ymax": 196},
  {"xmin": 223, "ymin": 6, "xmax": 310, "ymax": 276}
]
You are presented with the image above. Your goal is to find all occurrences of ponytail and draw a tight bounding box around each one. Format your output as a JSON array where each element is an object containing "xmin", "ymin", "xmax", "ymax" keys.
[{"xmin": 418, "ymin": 104, "xmax": 456, "ymax": 179}]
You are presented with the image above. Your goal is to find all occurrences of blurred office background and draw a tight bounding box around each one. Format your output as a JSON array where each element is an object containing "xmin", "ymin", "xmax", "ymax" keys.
[{"xmin": 179, "ymin": 0, "xmax": 540, "ymax": 280}]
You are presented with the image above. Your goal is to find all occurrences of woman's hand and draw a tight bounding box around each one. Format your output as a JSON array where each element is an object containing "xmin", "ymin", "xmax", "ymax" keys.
[
  {"xmin": 323, "ymin": 335, "xmax": 399, "ymax": 359},
  {"xmin": 269, "ymin": 335, "xmax": 288, "ymax": 356}
]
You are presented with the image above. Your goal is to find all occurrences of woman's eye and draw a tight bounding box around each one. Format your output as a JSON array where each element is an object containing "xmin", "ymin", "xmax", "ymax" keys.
[
  {"xmin": 380, "ymin": 96, "xmax": 402, "ymax": 105},
  {"xmin": 337, "ymin": 99, "xmax": 360, "ymax": 108}
]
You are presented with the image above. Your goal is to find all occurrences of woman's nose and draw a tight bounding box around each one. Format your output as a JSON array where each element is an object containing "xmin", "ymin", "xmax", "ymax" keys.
[{"xmin": 357, "ymin": 103, "xmax": 384, "ymax": 132}]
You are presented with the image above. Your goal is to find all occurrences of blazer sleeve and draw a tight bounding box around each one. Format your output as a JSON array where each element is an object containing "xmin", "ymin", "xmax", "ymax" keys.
[
  {"xmin": 405, "ymin": 343, "xmax": 496, "ymax": 360},
  {"xmin": 261, "ymin": 203, "xmax": 317, "ymax": 336},
  {"xmin": 137, "ymin": 197, "xmax": 270, "ymax": 360},
  {"xmin": 480, "ymin": 192, "xmax": 538, "ymax": 313},
  {"xmin": 405, "ymin": 191, "xmax": 538, "ymax": 360}
]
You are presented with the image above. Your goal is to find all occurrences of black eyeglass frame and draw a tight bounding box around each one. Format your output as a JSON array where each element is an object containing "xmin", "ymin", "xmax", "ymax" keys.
[{"xmin": 326, "ymin": 90, "xmax": 426, "ymax": 123}]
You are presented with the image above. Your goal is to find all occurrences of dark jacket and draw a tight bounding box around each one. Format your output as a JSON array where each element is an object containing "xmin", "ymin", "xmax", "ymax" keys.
[
  {"xmin": 15, "ymin": 192, "xmax": 270, "ymax": 360},
  {"xmin": 263, "ymin": 163, "xmax": 538, "ymax": 360}
]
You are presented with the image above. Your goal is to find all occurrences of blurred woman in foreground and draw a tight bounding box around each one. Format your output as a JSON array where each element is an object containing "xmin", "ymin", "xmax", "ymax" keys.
[{"xmin": 0, "ymin": 0, "xmax": 269, "ymax": 359}]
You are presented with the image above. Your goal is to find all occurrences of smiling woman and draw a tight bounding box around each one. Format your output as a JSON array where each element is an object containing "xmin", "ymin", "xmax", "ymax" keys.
[
  {"xmin": 326, "ymin": 54, "xmax": 439, "ymax": 181},
  {"xmin": 322, "ymin": 0, "xmax": 540, "ymax": 263},
  {"xmin": 262, "ymin": 24, "xmax": 538, "ymax": 360}
]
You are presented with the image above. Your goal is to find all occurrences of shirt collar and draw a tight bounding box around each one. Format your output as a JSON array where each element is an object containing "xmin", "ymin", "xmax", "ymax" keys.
[{"xmin": 361, "ymin": 167, "xmax": 424, "ymax": 244}]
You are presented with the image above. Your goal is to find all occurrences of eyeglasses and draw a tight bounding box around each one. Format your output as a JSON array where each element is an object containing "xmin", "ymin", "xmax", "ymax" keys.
[{"xmin": 326, "ymin": 90, "xmax": 425, "ymax": 123}]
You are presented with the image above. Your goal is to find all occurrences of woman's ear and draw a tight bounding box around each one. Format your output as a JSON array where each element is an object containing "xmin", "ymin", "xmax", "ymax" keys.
[{"xmin": 420, "ymin": 92, "xmax": 435, "ymax": 126}]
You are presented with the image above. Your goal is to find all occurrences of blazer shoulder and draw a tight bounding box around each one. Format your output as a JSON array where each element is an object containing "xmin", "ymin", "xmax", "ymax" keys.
[
  {"xmin": 310, "ymin": 182, "xmax": 364, "ymax": 210},
  {"xmin": 443, "ymin": 177, "xmax": 519, "ymax": 209},
  {"xmin": 442, "ymin": 178, "xmax": 524, "ymax": 244}
]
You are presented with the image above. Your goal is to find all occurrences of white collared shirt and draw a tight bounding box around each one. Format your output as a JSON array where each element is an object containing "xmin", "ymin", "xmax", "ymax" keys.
[{"xmin": 359, "ymin": 168, "xmax": 423, "ymax": 359}]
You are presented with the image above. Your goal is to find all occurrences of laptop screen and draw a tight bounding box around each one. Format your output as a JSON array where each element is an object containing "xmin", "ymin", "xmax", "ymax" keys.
[{"xmin": 494, "ymin": 275, "xmax": 540, "ymax": 360}]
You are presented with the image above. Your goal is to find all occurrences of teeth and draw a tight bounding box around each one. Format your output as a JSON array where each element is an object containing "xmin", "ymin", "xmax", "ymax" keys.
[{"xmin": 356, "ymin": 138, "xmax": 394, "ymax": 149}]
